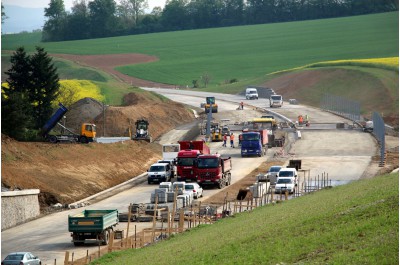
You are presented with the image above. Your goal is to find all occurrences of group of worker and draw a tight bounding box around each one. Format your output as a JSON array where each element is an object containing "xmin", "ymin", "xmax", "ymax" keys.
[
  {"xmin": 298, "ymin": 114, "xmax": 310, "ymax": 126},
  {"xmin": 222, "ymin": 133, "xmax": 235, "ymax": 148}
]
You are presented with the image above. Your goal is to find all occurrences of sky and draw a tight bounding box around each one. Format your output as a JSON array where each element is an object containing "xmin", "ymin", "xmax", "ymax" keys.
[{"xmin": 2, "ymin": 0, "xmax": 166, "ymax": 11}]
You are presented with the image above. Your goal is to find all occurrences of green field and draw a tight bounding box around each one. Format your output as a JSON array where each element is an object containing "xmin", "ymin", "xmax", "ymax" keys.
[
  {"xmin": 90, "ymin": 172, "xmax": 399, "ymax": 265},
  {"xmin": 2, "ymin": 12, "xmax": 398, "ymax": 88}
]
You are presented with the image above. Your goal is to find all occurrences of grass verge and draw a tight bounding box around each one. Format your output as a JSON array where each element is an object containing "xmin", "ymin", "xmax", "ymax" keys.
[{"xmin": 90, "ymin": 172, "xmax": 399, "ymax": 265}]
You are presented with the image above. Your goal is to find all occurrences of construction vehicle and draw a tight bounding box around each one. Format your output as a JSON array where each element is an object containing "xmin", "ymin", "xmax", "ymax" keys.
[
  {"xmin": 241, "ymin": 129, "xmax": 269, "ymax": 157},
  {"xmin": 196, "ymin": 154, "xmax": 232, "ymax": 189},
  {"xmin": 205, "ymin": 97, "xmax": 218, "ymax": 113},
  {"xmin": 211, "ymin": 123, "xmax": 223, "ymax": 142},
  {"xmin": 132, "ymin": 118, "xmax": 152, "ymax": 142},
  {"xmin": 68, "ymin": 209, "xmax": 118, "ymax": 246},
  {"xmin": 176, "ymin": 141, "xmax": 210, "ymax": 182},
  {"xmin": 41, "ymin": 103, "xmax": 96, "ymax": 144}
]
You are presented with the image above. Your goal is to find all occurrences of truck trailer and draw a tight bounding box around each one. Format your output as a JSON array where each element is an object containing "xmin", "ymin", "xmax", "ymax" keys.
[
  {"xmin": 176, "ymin": 141, "xmax": 210, "ymax": 182},
  {"xmin": 196, "ymin": 154, "xmax": 232, "ymax": 189},
  {"xmin": 41, "ymin": 103, "xmax": 96, "ymax": 143},
  {"xmin": 68, "ymin": 209, "xmax": 119, "ymax": 246}
]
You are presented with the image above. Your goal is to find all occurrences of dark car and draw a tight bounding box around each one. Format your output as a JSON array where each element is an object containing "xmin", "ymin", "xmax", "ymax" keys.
[{"xmin": 2, "ymin": 252, "xmax": 41, "ymax": 265}]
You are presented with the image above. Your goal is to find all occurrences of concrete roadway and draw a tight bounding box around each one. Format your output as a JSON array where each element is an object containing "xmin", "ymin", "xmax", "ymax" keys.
[{"xmin": 1, "ymin": 88, "xmax": 378, "ymax": 264}]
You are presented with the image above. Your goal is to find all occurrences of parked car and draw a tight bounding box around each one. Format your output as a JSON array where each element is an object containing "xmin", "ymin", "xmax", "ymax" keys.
[
  {"xmin": 275, "ymin": 177, "xmax": 297, "ymax": 194},
  {"xmin": 266, "ymin": 165, "xmax": 282, "ymax": 185},
  {"xmin": 275, "ymin": 167, "xmax": 298, "ymax": 194},
  {"xmin": 2, "ymin": 252, "xmax": 41, "ymax": 265},
  {"xmin": 184, "ymin": 183, "xmax": 203, "ymax": 199}
]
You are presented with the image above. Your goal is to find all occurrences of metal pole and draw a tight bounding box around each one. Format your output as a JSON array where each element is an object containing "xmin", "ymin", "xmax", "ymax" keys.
[{"xmin": 103, "ymin": 103, "xmax": 105, "ymax": 137}]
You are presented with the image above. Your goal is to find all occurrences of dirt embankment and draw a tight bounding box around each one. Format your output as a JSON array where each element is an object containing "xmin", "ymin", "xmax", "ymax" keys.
[{"xmin": 1, "ymin": 92, "xmax": 194, "ymax": 207}]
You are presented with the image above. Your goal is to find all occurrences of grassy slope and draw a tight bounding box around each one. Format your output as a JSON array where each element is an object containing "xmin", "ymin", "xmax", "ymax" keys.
[
  {"xmin": 263, "ymin": 66, "xmax": 399, "ymax": 117},
  {"xmin": 91, "ymin": 173, "xmax": 399, "ymax": 265},
  {"xmin": 2, "ymin": 12, "xmax": 398, "ymax": 88}
]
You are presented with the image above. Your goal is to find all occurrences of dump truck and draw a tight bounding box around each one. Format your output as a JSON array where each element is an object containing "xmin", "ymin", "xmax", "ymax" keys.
[
  {"xmin": 132, "ymin": 118, "xmax": 152, "ymax": 142},
  {"xmin": 41, "ymin": 103, "xmax": 96, "ymax": 143},
  {"xmin": 177, "ymin": 140, "xmax": 210, "ymax": 182},
  {"xmin": 196, "ymin": 154, "xmax": 232, "ymax": 189},
  {"xmin": 68, "ymin": 209, "xmax": 119, "ymax": 246},
  {"xmin": 205, "ymin": 97, "xmax": 218, "ymax": 113},
  {"xmin": 241, "ymin": 129, "xmax": 269, "ymax": 157}
]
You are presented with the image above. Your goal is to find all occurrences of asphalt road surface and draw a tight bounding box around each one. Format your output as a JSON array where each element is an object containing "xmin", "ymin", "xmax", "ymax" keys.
[{"xmin": 1, "ymin": 88, "xmax": 378, "ymax": 264}]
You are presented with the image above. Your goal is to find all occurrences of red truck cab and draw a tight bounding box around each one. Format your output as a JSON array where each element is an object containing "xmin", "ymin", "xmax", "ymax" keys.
[{"xmin": 176, "ymin": 140, "xmax": 210, "ymax": 182}]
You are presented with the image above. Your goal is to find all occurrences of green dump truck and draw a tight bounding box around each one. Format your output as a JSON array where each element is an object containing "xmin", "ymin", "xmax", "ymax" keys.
[{"xmin": 68, "ymin": 209, "xmax": 118, "ymax": 246}]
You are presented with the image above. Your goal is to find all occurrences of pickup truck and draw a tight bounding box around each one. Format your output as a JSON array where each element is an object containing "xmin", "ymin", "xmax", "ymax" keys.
[{"xmin": 68, "ymin": 209, "xmax": 118, "ymax": 246}]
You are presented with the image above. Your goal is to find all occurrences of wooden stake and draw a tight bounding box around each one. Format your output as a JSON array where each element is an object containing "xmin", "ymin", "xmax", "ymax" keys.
[{"xmin": 64, "ymin": 251, "xmax": 69, "ymax": 265}]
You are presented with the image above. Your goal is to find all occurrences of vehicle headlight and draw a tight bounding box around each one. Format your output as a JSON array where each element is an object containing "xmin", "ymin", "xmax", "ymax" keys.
[{"xmin": 242, "ymin": 149, "xmax": 247, "ymax": 152}]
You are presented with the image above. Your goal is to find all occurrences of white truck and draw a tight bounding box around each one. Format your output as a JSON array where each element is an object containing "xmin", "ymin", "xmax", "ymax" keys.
[{"xmin": 270, "ymin": 95, "xmax": 283, "ymax": 107}]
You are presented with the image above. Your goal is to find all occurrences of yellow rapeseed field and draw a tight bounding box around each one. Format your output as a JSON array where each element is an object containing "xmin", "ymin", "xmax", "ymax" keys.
[
  {"xmin": 57, "ymin": 80, "xmax": 104, "ymax": 107},
  {"xmin": 269, "ymin": 57, "xmax": 399, "ymax": 75}
]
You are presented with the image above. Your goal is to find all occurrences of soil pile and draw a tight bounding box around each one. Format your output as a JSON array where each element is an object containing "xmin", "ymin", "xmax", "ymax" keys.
[{"xmin": 1, "ymin": 93, "xmax": 194, "ymax": 207}]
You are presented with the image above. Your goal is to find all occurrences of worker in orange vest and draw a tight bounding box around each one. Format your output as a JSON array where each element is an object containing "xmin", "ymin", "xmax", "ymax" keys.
[{"xmin": 230, "ymin": 133, "xmax": 235, "ymax": 148}]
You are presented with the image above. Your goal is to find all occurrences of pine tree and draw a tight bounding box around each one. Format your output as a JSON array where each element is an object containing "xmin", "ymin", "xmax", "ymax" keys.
[
  {"xmin": 30, "ymin": 46, "xmax": 60, "ymax": 129},
  {"xmin": 2, "ymin": 47, "xmax": 34, "ymax": 138}
]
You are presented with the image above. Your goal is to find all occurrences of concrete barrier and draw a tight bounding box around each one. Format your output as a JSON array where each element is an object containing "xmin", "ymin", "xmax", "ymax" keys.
[{"xmin": 1, "ymin": 189, "xmax": 40, "ymax": 230}]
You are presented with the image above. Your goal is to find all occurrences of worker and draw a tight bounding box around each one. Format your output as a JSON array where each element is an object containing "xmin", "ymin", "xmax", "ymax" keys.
[
  {"xmin": 230, "ymin": 133, "xmax": 235, "ymax": 148},
  {"xmin": 223, "ymin": 133, "xmax": 227, "ymax": 147},
  {"xmin": 240, "ymin": 101, "xmax": 244, "ymax": 110},
  {"xmin": 239, "ymin": 133, "xmax": 243, "ymax": 146},
  {"xmin": 298, "ymin": 115, "xmax": 303, "ymax": 125}
]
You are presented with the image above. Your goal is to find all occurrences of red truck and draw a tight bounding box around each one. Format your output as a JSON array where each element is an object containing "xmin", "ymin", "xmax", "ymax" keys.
[
  {"xmin": 176, "ymin": 140, "xmax": 210, "ymax": 182},
  {"xmin": 196, "ymin": 154, "xmax": 232, "ymax": 189}
]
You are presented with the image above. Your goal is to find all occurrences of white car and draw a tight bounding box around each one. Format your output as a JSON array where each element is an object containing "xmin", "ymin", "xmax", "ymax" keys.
[
  {"xmin": 184, "ymin": 183, "xmax": 203, "ymax": 199},
  {"xmin": 2, "ymin": 252, "xmax": 41, "ymax": 265},
  {"xmin": 275, "ymin": 177, "xmax": 297, "ymax": 194}
]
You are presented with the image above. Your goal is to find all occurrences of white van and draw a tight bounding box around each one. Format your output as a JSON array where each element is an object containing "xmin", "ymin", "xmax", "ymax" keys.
[
  {"xmin": 147, "ymin": 163, "xmax": 172, "ymax": 184},
  {"xmin": 245, "ymin": 88, "xmax": 259, "ymax": 100},
  {"xmin": 270, "ymin": 95, "xmax": 283, "ymax": 107}
]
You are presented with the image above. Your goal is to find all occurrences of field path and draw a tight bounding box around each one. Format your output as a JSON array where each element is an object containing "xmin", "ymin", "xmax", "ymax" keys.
[{"xmin": 52, "ymin": 53, "xmax": 176, "ymax": 88}]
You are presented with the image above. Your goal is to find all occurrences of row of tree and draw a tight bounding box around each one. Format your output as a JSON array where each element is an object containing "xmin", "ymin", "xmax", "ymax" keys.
[
  {"xmin": 1, "ymin": 47, "xmax": 60, "ymax": 140},
  {"xmin": 42, "ymin": 0, "xmax": 398, "ymax": 42}
]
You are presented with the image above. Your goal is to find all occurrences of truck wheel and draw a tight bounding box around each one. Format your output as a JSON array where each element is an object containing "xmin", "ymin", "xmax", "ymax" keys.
[
  {"xmin": 218, "ymin": 180, "xmax": 225, "ymax": 189},
  {"xmin": 102, "ymin": 230, "xmax": 110, "ymax": 245},
  {"xmin": 49, "ymin": 135, "xmax": 58, "ymax": 143},
  {"xmin": 80, "ymin": 136, "xmax": 88, "ymax": 144}
]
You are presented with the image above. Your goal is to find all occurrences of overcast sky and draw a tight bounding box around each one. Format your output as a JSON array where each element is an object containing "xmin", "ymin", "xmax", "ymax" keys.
[{"xmin": 2, "ymin": 0, "xmax": 166, "ymax": 11}]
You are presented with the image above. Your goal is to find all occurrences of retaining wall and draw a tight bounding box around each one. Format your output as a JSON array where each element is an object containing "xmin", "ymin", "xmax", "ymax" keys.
[{"xmin": 1, "ymin": 189, "xmax": 40, "ymax": 231}]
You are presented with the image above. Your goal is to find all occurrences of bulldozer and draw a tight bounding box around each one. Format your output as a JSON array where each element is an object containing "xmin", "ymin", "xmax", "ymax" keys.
[{"xmin": 131, "ymin": 118, "xmax": 152, "ymax": 142}]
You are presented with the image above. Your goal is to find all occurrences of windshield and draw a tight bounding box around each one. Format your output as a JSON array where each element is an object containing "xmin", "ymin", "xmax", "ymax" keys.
[
  {"xmin": 5, "ymin": 255, "xmax": 24, "ymax": 260},
  {"xmin": 177, "ymin": 158, "xmax": 196, "ymax": 166},
  {"xmin": 252, "ymin": 122, "xmax": 272, "ymax": 130},
  {"xmin": 249, "ymin": 91, "xmax": 257, "ymax": 94},
  {"xmin": 279, "ymin": 171, "xmax": 294, "ymax": 177},
  {"xmin": 277, "ymin": 178, "xmax": 293, "ymax": 184},
  {"xmin": 271, "ymin": 95, "xmax": 282, "ymax": 100},
  {"xmin": 185, "ymin": 184, "xmax": 194, "ymax": 190},
  {"xmin": 150, "ymin": 165, "xmax": 166, "ymax": 172},
  {"xmin": 197, "ymin": 158, "xmax": 219, "ymax": 168},
  {"xmin": 242, "ymin": 134, "xmax": 260, "ymax": 141},
  {"xmin": 269, "ymin": 167, "xmax": 281, "ymax": 173}
]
